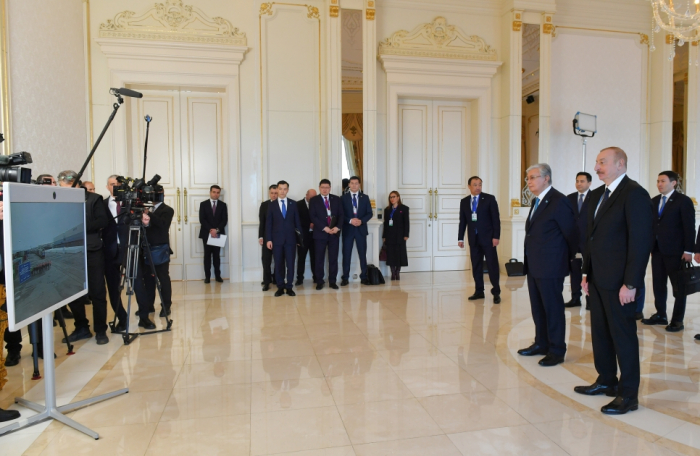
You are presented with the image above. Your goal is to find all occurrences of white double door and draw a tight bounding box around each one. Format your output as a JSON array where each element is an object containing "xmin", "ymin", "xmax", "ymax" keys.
[
  {"xmin": 397, "ymin": 99, "xmax": 471, "ymax": 272},
  {"xmin": 129, "ymin": 89, "xmax": 227, "ymax": 281}
]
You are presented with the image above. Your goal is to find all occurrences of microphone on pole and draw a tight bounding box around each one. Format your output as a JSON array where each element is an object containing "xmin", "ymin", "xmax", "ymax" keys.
[{"xmin": 109, "ymin": 88, "xmax": 143, "ymax": 98}]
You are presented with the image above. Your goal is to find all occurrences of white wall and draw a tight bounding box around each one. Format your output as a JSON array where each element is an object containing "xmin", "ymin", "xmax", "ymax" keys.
[
  {"xmin": 8, "ymin": 0, "xmax": 88, "ymax": 179},
  {"xmin": 550, "ymin": 31, "xmax": 645, "ymax": 195}
]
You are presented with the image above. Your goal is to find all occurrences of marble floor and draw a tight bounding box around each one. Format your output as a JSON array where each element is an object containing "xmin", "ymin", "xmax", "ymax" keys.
[{"xmin": 1, "ymin": 271, "xmax": 699, "ymax": 455}]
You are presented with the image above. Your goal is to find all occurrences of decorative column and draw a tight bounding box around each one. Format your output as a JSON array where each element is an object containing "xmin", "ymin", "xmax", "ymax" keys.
[
  {"xmin": 538, "ymin": 13, "xmax": 554, "ymax": 164},
  {"xmin": 364, "ymin": 0, "xmax": 380, "ymax": 264},
  {"xmin": 327, "ymin": 0, "xmax": 342, "ymax": 188},
  {"xmin": 685, "ymin": 41, "xmax": 699, "ymax": 203},
  {"xmin": 648, "ymin": 33, "xmax": 674, "ymax": 188}
]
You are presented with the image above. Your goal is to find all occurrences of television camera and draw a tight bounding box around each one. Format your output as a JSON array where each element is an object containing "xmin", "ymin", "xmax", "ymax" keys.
[
  {"xmin": 112, "ymin": 174, "xmax": 164, "ymax": 220},
  {"xmin": 0, "ymin": 134, "xmax": 33, "ymax": 184}
]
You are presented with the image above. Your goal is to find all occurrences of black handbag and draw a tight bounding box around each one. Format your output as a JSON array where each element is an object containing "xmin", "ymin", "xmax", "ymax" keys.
[
  {"xmin": 367, "ymin": 264, "xmax": 385, "ymax": 285},
  {"xmin": 146, "ymin": 244, "xmax": 171, "ymax": 266},
  {"xmin": 505, "ymin": 258, "xmax": 525, "ymax": 277},
  {"xmin": 379, "ymin": 244, "xmax": 387, "ymax": 262},
  {"xmin": 670, "ymin": 262, "xmax": 700, "ymax": 297}
]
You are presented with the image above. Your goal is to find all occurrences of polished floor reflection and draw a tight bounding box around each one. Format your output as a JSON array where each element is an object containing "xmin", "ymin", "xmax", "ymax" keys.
[{"xmin": 1, "ymin": 272, "xmax": 699, "ymax": 455}]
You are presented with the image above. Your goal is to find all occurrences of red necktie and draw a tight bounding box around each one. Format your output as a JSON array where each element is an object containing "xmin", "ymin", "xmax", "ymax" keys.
[
  {"xmin": 324, "ymin": 197, "xmax": 331, "ymax": 226},
  {"xmin": 212, "ymin": 200, "xmax": 217, "ymax": 215}
]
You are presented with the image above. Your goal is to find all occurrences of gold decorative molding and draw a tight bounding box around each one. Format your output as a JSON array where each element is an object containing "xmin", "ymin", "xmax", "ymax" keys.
[
  {"xmin": 691, "ymin": 197, "xmax": 698, "ymax": 205},
  {"xmin": 640, "ymin": 34, "xmax": 649, "ymax": 45},
  {"xmin": 100, "ymin": 0, "xmax": 246, "ymax": 45},
  {"xmin": 366, "ymin": 8, "xmax": 375, "ymax": 20},
  {"xmin": 510, "ymin": 199, "xmax": 521, "ymax": 207},
  {"xmin": 330, "ymin": 5, "xmax": 339, "ymax": 17},
  {"xmin": 543, "ymin": 23, "xmax": 554, "ymax": 35},
  {"xmin": 368, "ymin": 1, "xmax": 375, "ymax": 6},
  {"xmin": 666, "ymin": 34, "xmax": 675, "ymax": 44},
  {"xmin": 260, "ymin": 3, "xmax": 273, "ymax": 16},
  {"xmin": 379, "ymin": 16, "xmax": 497, "ymax": 61},
  {"xmin": 513, "ymin": 21, "xmax": 522, "ymax": 32},
  {"xmin": 307, "ymin": 5, "xmax": 320, "ymax": 19},
  {"xmin": 693, "ymin": 41, "xmax": 699, "ymax": 46},
  {"xmin": 515, "ymin": 13, "xmax": 521, "ymax": 20}
]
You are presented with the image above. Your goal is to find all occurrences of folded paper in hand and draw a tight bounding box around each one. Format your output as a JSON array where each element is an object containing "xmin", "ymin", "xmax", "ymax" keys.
[{"xmin": 207, "ymin": 234, "xmax": 227, "ymax": 247}]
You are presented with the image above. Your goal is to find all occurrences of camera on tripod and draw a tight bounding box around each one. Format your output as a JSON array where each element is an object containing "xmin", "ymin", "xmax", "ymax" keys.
[
  {"xmin": 112, "ymin": 174, "xmax": 164, "ymax": 219},
  {"xmin": 0, "ymin": 134, "xmax": 33, "ymax": 184}
]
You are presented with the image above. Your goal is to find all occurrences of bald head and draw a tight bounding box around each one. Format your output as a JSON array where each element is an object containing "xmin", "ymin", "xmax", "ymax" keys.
[{"xmin": 305, "ymin": 189, "xmax": 317, "ymax": 202}]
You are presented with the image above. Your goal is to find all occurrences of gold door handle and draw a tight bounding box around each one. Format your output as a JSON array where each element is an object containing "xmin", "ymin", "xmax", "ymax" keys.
[
  {"xmin": 176, "ymin": 188, "xmax": 181, "ymax": 222},
  {"xmin": 184, "ymin": 188, "xmax": 188, "ymax": 223},
  {"xmin": 434, "ymin": 188, "xmax": 438, "ymax": 220},
  {"xmin": 428, "ymin": 189, "xmax": 433, "ymax": 220}
]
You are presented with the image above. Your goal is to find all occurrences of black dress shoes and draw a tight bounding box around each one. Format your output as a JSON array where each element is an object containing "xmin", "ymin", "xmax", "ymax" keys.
[
  {"xmin": 493, "ymin": 295, "xmax": 501, "ymax": 304},
  {"xmin": 159, "ymin": 308, "xmax": 171, "ymax": 318},
  {"xmin": 138, "ymin": 318, "xmax": 156, "ymax": 330},
  {"xmin": 538, "ymin": 354, "xmax": 564, "ymax": 366},
  {"xmin": 329, "ymin": 283, "xmax": 339, "ymax": 290},
  {"xmin": 62, "ymin": 327, "xmax": 92, "ymax": 343},
  {"xmin": 586, "ymin": 303, "xmax": 590, "ymax": 310},
  {"xmin": 275, "ymin": 288, "xmax": 285, "ymax": 297},
  {"xmin": 641, "ymin": 313, "xmax": 668, "ymax": 326},
  {"xmin": 295, "ymin": 279, "xmax": 304, "ymax": 286},
  {"xmin": 262, "ymin": 284, "xmax": 270, "ymax": 291},
  {"xmin": 666, "ymin": 321, "xmax": 684, "ymax": 332},
  {"xmin": 341, "ymin": 279, "xmax": 349, "ymax": 286},
  {"xmin": 517, "ymin": 343, "xmax": 548, "ymax": 356},
  {"xmin": 215, "ymin": 277, "xmax": 223, "ymax": 283},
  {"xmin": 361, "ymin": 279, "xmax": 371, "ymax": 285},
  {"xmin": 95, "ymin": 332, "xmax": 109, "ymax": 345},
  {"xmin": 601, "ymin": 396, "xmax": 638, "ymax": 415},
  {"xmin": 564, "ymin": 298, "xmax": 581, "ymax": 308},
  {"xmin": 61, "ymin": 307, "xmax": 74, "ymax": 319},
  {"xmin": 574, "ymin": 382, "xmax": 618, "ymax": 397},
  {"xmin": 286, "ymin": 289, "xmax": 296, "ymax": 297},
  {"xmin": 0, "ymin": 408, "xmax": 20, "ymax": 422},
  {"xmin": 695, "ymin": 334, "xmax": 700, "ymax": 340},
  {"xmin": 5, "ymin": 351, "xmax": 20, "ymax": 367},
  {"xmin": 316, "ymin": 283, "xmax": 324, "ymax": 290},
  {"xmin": 468, "ymin": 292, "xmax": 485, "ymax": 301},
  {"xmin": 204, "ymin": 278, "xmax": 211, "ymax": 284},
  {"xmin": 635, "ymin": 312, "xmax": 644, "ymax": 321}
]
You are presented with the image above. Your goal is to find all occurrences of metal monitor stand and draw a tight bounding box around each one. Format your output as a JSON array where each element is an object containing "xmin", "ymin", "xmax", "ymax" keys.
[{"xmin": 0, "ymin": 313, "xmax": 128, "ymax": 439}]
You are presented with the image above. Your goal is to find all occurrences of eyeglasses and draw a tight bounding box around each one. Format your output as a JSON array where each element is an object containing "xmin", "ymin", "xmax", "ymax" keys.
[
  {"xmin": 390, "ymin": 196, "xmax": 398, "ymax": 199},
  {"xmin": 524, "ymin": 175, "xmax": 542, "ymax": 182}
]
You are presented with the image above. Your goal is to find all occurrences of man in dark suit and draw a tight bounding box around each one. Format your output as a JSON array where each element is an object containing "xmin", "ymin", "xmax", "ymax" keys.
[
  {"xmin": 575, "ymin": 147, "xmax": 653, "ymax": 415},
  {"xmin": 340, "ymin": 176, "xmax": 373, "ymax": 285},
  {"xmin": 642, "ymin": 171, "xmax": 695, "ymax": 332},
  {"xmin": 266, "ymin": 180, "xmax": 302, "ymax": 296},
  {"xmin": 565, "ymin": 172, "xmax": 592, "ymax": 309},
  {"xmin": 134, "ymin": 200, "xmax": 175, "ymax": 328},
  {"xmin": 296, "ymin": 188, "xmax": 318, "ymax": 285},
  {"xmin": 259, "ymin": 184, "xmax": 278, "ymax": 291},
  {"xmin": 199, "ymin": 185, "xmax": 228, "ymax": 283},
  {"xmin": 517, "ymin": 164, "xmax": 577, "ymax": 367},
  {"xmin": 103, "ymin": 175, "xmax": 129, "ymax": 331},
  {"xmin": 458, "ymin": 176, "xmax": 501, "ymax": 303},
  {"xmin": 309, "ymin": 179, "xmax": 344, "ymax": 290}
]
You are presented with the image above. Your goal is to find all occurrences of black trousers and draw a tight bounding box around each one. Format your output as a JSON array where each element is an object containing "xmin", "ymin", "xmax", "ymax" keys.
[
  {"xmin": 4, "ymin": 327, "xmax": 22, "ymax": 353},
  {"xmin": 651, "ymin": 252, "xmax": 686, "ymax": 323},
  {"xmin": 134, "ymin": 261, "xmax": 172, "ymax": 319},
  {"xmin": 104, "ymin": 258, "xmax": 127, "ymax": 324},
  {"xmin": 273, "ymin": 242, "xmax": 296, "ymax": 289},
  {"xmin": 342, "ymin": 232, "xmax": 368, "ymax": 280},
  {"xmin": 526, "ymin": 274, "xmax": 566, "ymax": 356},
  {"xmin": 469, "ymin": 235, "xmax": 501, "ymax": 295},
  {"xmin": 69, "ymin": 249, "xmax": 108, "ymax": 334},
  {"xmin": 203, "ymin": 239, "xmax": 221, "ymax": 279},
  {"xmin": 589, "ymin": 278, "xmax": 640, "ymax": 398},
  {"xmin": 315, "ymin": 236, "xmax": 340, "ymax": 284},
  {"xmin": 569, "ymin": 258, "xmax": 583, "ymax": 300},
  {"xmin": 261, "ymin": 243, "xmax": 274, "ymax": 285},
  {"xmin": 296, "ymin": 232, "xmax": 316, "ymax": 282}
]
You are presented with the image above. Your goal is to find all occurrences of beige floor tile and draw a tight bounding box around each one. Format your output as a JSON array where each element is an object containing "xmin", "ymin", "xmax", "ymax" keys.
[
  {"xmin": 69, "ymin": 390, "xmax": 171, "ymax": 427},
  {"xmin": 250, "ymin": 377, "xmax": 335, "ymax": 412},
  {"xmin": 304, "ymin": 321, "xmax": 365, "ymax": 341},
  {"xmin": 252, "ymin": 338, "xmax": 316, "ymax": 359},
  {"xmin": 316, "ymin": 352, "xmax": 391, "ymax": 377},
  {"xmin": 353, "ymin": 435, "xmax": 462, "ymax": 456},
  {"xmin": 250, "ymin": 406, "xmax": 351, "ymax": 455},
  {"xmin": 174, "ymin": 359, "xmax": 252, "ymax": 388},
  {"xmin": 462, "ymin": 360, "xmax": 524, "ymax": 392},
  {"xmin": 448, "ymin": 424, "xmax": 569, "ymax": 455},
  {"xmin": 495, "ymin": 385, "xmax": 582, "ymax": 424},
  {"xmin": 326, "ymin": 369, "xmax": 415, "ymax": 405},
  {"xmin": 146, "ymin": 414, "xmax": 250, "ymax": 455},
  {"xmin": 160, "ymin": 383, "xmax": 251, "ymax": 421},
  {"xmin": 534, "ymin": 416, "xmax": 638, "ymax": 456},
  {"xmin": 336, "ymin": 398, "xmax": 443, "ymax": 444},
  {"xmin": 394, "ymin": 364, "xmax": 488, "ymax": 397},
  {"xmin": 251, "ymin": 355, "xmax": 325, "ymax": 382},
  {"xmin": 39, "ymin": 423, "xmax": 156, "ymax": 456},
  {"xmin": 375, "ymin": 347, "xmax": 457, "ymax": 372},
  {"xmin": 267, "ymin": 448, "xmax": 356, "ymax": 456},
  {"xmin": 310, "ymin": 334, "xmax": 375, "ymax": 356},
  {"xmin": 419, "ymin": 392, "xmax": 529, "ymax": 433},
  {"xmin": 92, "ymin": 364, "xmax": 182, "ymax": 395}
]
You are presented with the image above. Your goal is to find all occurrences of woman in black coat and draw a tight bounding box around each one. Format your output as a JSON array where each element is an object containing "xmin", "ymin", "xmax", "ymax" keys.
[{"xmin": 382, "ymin": 191, "xmax": 410, "ymax": 280}]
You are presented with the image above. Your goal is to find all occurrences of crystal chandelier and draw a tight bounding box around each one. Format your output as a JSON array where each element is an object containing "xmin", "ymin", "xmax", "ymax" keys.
[{"xmin": 650, "ymin": 0, "xmax": 700, "ymax": 64}]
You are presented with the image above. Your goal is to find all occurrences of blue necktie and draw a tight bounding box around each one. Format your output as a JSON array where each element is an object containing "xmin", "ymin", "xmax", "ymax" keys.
[
  {"xmin": 352, "ymin": 194, "xmax": 358, "ymax": 209},
  {"xmin": 281, "ymin": 200, "xmax": 286, "ymax": 219},
  {"xmin": 472, "ymin": 196, "xmax": 477, "ymax": 213},
  {"xmin": 530, "ymin": 197, "xmax": 539, "ymax": 220},
  {"xmin": 578, "ymin": 194, "xmax": 584, "ymax": 212},
  {"xmin": 659, "ymin": 195, "xmax": 667, "ymax": 216}
]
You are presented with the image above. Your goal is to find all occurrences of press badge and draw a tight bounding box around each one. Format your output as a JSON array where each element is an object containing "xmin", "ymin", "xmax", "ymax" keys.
[
  {"xmin": 389, "ymin": 219, "xmax": 394, "ymax": 226},
  {"xmin": 472, "ymin": 213, "xmax": 477, "ymax": 222}
]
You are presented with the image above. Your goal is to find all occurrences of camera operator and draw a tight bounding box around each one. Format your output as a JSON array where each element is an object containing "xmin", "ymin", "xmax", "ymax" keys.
[
  {"xmin": 103, "ymin": 175, "xmax": 128, "ymax": 331},
  {"xmin": 57, "ymin": 170, "xmax": 111, "ymax": 345},
  {"xmin": 133, "ymin": 199, "xmax": 174, "ymax": 329}
]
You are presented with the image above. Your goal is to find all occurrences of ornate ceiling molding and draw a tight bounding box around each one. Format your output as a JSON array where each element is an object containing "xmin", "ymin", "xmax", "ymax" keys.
[
  {"xmin": 99, "ymin": 0, "xmax": 246, "ymax": 46},
  {"xmin": 378, "ymin": 17, "xmax": 497, "ymax": 61}
]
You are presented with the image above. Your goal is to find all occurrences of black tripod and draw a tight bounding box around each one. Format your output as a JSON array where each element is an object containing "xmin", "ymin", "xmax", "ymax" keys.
[{"xmin": 108, "ymin": 219, "xmax": 172, "ymax": 345}]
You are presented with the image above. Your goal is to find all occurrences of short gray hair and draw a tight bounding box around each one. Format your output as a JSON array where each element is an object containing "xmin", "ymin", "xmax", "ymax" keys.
[
  {"xmin": 107, "ymin": 174, "xmax": 119, "ymax": 183},
  {"xmin": 526, "ymin": 163, "xmax": 553, "ymax": 185},
  {"xmin": 57, "ymin": 170, "xmax": 78, "ymax": 185}
]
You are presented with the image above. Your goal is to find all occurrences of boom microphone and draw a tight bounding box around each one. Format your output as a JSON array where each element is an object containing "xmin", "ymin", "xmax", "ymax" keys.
[{"xmin": 110, "ymin": 88, "xmax": 143, "ymax": 98}]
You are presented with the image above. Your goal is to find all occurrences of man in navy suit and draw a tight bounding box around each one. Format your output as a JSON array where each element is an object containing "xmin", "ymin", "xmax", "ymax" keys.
[
  {"xmin": 199, "ymin": 185, "xmax": 228, "ymax": 283},
  {"xmin": 266, "ymin": 180, "xmax": 302, "ymax": 296},
  {"xmin": 340, "ymin": 176, "xmax": 373, "ymax": 285},
  {"xmin": 458, "ymin": 176, "xmax": 502, "ymax": 303},
  {"xmin": 565, "ymin": 172, "xmax": 592, "ymax": 309},
  {"xmin": 642, "ymin": 171, "xmax": 695, "ymax": 332},
  {"xmin": 296, "ymin": 188, "xmax": 318, "ymax": 285},
  {"xmin": 518, "ymin": 164, "xmax": 577, "ymax": 367},
  {"xmin": 309, "ymin": 179, "xmax": 344, "ymax": 290}
]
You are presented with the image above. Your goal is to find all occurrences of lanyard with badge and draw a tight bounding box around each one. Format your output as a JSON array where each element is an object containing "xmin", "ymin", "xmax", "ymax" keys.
[
  {"xmin": 389, "ymin": 206, "xmax": 397, "ymax": 227},
  {"xmin": 471, "ymin": 196, "xmax": 478, "ymax": 221}
]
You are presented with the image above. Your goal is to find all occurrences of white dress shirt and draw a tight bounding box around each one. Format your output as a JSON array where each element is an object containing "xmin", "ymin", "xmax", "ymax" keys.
[
  {"xmin": 349, "ymin": 192, "xmax": 359, "ymax": 221},
  {"xmin": 277, "ymin": 197, "xmax": 288, "ymax": 213},
  {"xmin": 595, "ymin": 173, "xmax": 626, "ymax": 216},
  {"xmin": 530, "ymin": 186, "xmax": 552, "ymax": 220}
]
